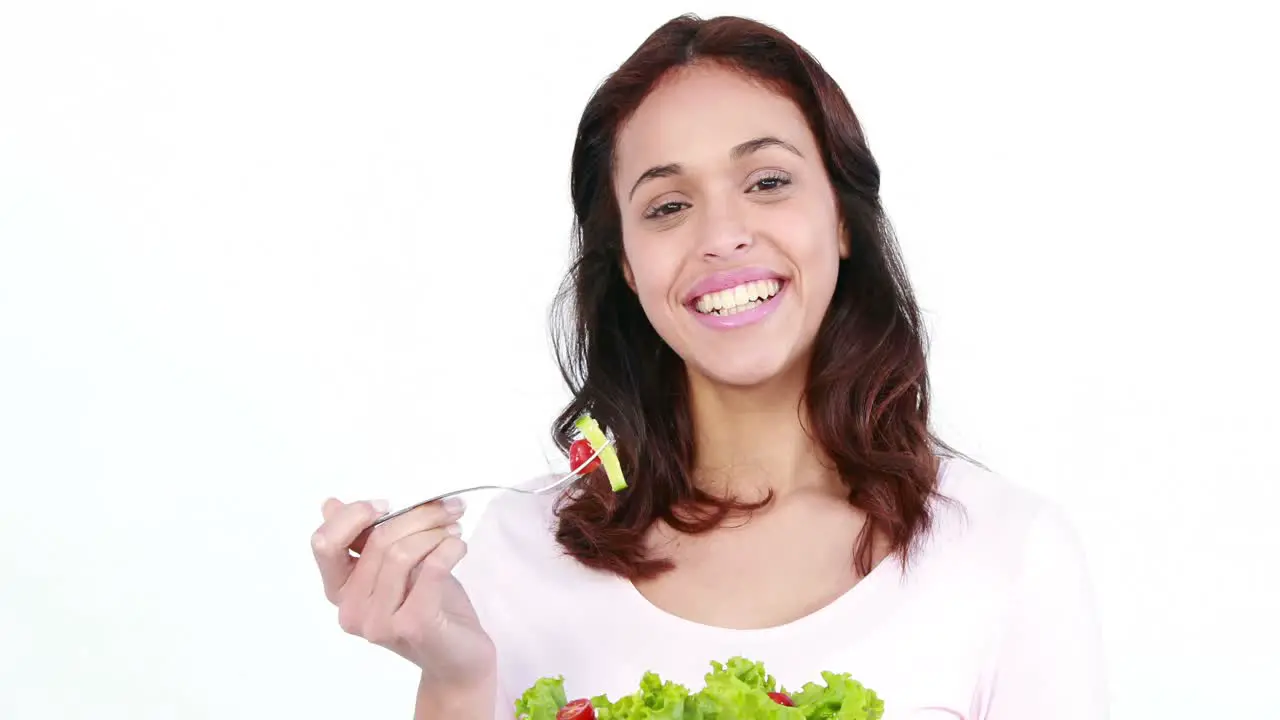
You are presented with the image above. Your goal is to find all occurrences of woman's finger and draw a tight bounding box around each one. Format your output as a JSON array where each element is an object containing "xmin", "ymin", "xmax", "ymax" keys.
[
  {"xmin": 399, "ymin": 536, "xmax": 469, "ymax": 618},
  {"xmin": 350, "ymin": 497, "xmax": 465, "ymax": 558},
  {"xmin": 345, "ymin": 499, "xmax": 464, "ymax": 592},
  {"xmin": 349, "ymin": 497, "xmax": 463, "ymax": 555},
  {"xmin": 321, "ymin": 497, "xmax": 345, "ymax": 522},
  {"xmin": 369, "ymin": 525, "xmax": 460, "ymax": 617},
  {"xmin": 312, "ymin": 499, "xmax": 385, "ymax": 603}
]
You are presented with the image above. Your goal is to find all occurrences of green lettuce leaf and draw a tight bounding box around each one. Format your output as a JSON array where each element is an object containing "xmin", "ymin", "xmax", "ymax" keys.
[
  {"xmin": 693, "ymin": 658, "xmax": 803, "ymax": 719},
  {"xmin": 788, "ymin": 671, "xmax": 884, "ymax": 720},
  {"xmin": 515, "ymin": 675, "xmax": 568, "ymax": 720},
  {"xmin": 593, "ymin": 671, "xmax": 696, "ymax": 719},
  {"xmin": 514, "ymin": 657, "xmax": 882, "ymax": 720}
]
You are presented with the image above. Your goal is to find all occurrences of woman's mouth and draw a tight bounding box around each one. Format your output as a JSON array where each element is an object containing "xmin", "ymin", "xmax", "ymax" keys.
[{"xmin": 692, "ymin": 278, "xmax": 785, "ymax": 316}]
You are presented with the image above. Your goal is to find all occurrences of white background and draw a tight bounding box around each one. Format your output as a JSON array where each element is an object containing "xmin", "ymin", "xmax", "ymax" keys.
[{"xmin": 1, "ymin": 1, "xmax": 1277, "ymax": 718}]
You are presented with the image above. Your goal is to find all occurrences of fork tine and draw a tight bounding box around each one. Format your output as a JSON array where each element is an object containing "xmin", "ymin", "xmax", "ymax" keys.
[{"xmin": 536, "ymin": 437, "xmax": 614, "ymax": 494}]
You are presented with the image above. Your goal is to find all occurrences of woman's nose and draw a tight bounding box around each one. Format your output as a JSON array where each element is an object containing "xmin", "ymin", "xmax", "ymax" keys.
[{"xmin": 695, "ymin": 204, "xmax": 753, "ymax": 260}]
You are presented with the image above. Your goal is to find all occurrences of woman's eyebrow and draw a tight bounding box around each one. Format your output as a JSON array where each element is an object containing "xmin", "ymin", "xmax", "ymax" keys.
[
  {"xmin": 730, "ymin": 135, "xmax": 802, "ymax": 161},
  {"xmin": 627, "ymin": 136, "xmax": 803, "ymax": 200}
]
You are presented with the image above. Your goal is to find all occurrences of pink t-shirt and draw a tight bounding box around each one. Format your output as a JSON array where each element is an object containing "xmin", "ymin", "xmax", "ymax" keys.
[{"xmin": 453, "ymin": 457, "xmax": 1109, "ymax": 719}]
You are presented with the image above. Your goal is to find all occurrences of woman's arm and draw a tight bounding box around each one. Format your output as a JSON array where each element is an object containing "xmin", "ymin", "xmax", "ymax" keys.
[
  {"xmin": 413, "ymin": 672, "xmax": 498, "ymax": 720},
  {"xmin": 975, "ymin": 504, "xmax": 1110, "ymax": 719}
]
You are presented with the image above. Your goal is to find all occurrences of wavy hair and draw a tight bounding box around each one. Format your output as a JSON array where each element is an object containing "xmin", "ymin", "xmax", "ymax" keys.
[{"xmin": 549, "ymin": 14, "xmax": 949, "ymax": 580}]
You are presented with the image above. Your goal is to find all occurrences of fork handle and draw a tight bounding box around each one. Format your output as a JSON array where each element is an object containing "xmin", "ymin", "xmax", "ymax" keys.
[{"xmin": 348, "ymin": 487, "xmax": 490, "ymax": 555}]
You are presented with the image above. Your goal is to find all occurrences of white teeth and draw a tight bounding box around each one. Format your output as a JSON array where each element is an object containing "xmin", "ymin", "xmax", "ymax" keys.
[{"xmin": 693, "ymin": 279, "xmax": 783, "ymax": 316}]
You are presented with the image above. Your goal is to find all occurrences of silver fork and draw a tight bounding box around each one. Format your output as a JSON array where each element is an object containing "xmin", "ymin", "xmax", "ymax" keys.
[{"xmin": 348, "ymin": 438, "xmax": 614, "ymax": 554}]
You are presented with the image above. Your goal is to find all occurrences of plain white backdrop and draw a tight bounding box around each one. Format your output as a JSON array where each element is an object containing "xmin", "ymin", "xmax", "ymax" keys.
[{"xmin": 1, "ymin": 1, "xmax": 1277, "ymax": 717}]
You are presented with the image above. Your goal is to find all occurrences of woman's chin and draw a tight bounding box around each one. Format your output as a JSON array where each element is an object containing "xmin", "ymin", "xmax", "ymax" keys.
[{"xmin": 686, "ymin": 349, "xmax": 806, "ymax": 392}]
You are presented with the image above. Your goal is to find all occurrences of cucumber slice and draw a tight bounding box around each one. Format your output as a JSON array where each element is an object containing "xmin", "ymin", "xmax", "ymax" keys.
[{"xmin": 574, "ymin": 414, "xmax": 627, "ymax": 491}]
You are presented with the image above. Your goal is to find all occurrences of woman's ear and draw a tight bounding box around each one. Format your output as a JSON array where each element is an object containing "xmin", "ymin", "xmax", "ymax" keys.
[
  {"xmin": 838, "ymin": 221, "xmax": 851, "ymax": 259},
  {"xmin": 622, "ymin": 257, "xmax": 637, "ymax": 292}
]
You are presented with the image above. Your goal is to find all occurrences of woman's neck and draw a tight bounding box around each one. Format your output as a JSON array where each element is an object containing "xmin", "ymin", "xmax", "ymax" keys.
[{"xmin": 686, "ymin": 364, "xmax": 840, "ymax": 501}]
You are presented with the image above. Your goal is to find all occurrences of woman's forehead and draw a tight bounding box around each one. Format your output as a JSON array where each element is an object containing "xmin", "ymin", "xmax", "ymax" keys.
[{"xmin": 613, "ymin": 65, "xmax": 816, "ymax": 187}]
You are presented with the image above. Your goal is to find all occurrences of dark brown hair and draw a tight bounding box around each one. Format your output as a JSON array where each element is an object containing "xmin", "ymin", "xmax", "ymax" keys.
[{"xmin": 549, "ymin": 14, "xmax": 949, "ymax": 580}]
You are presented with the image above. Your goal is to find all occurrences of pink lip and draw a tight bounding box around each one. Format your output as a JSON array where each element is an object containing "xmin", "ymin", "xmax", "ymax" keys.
[
  {"xmin": 682, "ymin": 267, "xmax": 788, "ymax": 305},
  {"xmin": 691, "ymin": 282, "xmax": 788, "ymax": 330}
]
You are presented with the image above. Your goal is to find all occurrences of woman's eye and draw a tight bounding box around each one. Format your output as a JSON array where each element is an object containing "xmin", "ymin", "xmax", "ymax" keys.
[
  {"xmin": 749, "ymin": 173, "xmax": 792, "ymax": 193},
  {"xmin": 644, "ymin": 201, "xmax": 688, "ymax": 219}
]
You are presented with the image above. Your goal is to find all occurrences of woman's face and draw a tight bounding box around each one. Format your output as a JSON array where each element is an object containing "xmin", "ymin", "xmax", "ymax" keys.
[{"xmin": 613, "ymin": 63, "xmax": 847, "ymax": 388}]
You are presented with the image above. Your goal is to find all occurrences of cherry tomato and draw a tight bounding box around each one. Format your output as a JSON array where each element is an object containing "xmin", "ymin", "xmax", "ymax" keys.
[
  {"xmin": 557, "ymin": 698, "xmax": 596, "ymax": 719},
  {"xmin": 768, "ymin": 691, "xmax": 795, "ymax": 706},
  {"xmin": 569, "ymin": 438, "xmax": 602, "ymax": 474}
]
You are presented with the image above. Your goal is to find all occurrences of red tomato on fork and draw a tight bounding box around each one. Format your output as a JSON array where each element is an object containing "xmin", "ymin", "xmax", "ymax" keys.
[
  {"xmin": 557, "ymin": 698, "xmax": 596, "ymax": 719},
  {"xmin": 569, "ymin": 438, "xmax": 602, "ymax": 474}
]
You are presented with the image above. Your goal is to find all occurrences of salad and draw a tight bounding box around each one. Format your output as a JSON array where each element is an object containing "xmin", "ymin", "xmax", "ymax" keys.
[
  {"xmin": 568, "ymin": 413, "xmax": 627, "ymax": 491},
  {"xmin": 515, "ymin": 656, "xmax": 883, "ymax": 719}
]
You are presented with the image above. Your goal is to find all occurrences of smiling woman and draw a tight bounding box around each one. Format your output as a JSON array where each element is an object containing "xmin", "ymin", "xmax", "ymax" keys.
[
  {"xmin": 309, "ymin": 13, "xmax": 1108, "ymax": 720},
  {"xmin": 551, "ymin": 16, "xmax": 929, "ymax": 583}
]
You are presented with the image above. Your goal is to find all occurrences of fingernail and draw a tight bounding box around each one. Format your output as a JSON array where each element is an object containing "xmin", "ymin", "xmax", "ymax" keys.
[
  {"xmin": 446, "ymin": 523, "xmax": 462, "ymax": 536},
  {"xmin": 371, "ymin": 499, "xmax": 390, "ymax": 514},
  {"xmin": 443, "ymin": 497, "xmax": 466, "ymax": 515}
]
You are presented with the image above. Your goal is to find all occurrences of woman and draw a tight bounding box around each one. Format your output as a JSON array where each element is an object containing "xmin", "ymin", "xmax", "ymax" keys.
[{"xmin": 310, "ymin": 14, "xmax": 1107, "ymax": 719}]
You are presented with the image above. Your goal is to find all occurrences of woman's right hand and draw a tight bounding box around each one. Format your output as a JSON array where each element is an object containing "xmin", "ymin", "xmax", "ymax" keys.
[{"xmin": 311, "ymin": 497, "xmax": 497, "ymax": 688}]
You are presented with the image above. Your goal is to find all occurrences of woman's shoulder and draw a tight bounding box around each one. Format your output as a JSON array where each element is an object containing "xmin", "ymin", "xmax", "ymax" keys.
[
  {"xmin": 924, "ymin": 456, "xmax": 1088, "ymax": 582},
  {"xmin": 933, "ymin": 456, "xmax": 1055, "ymax": 522},
  {"xmin": 925, "ymin": 459, "xmax": 1106, "ymax": 715}
]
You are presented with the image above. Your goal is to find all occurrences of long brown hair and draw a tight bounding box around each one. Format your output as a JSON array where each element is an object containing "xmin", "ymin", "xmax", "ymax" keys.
[{"xmin": 549, "ymin": 14, "xmax": 950, "ymax": 580}]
